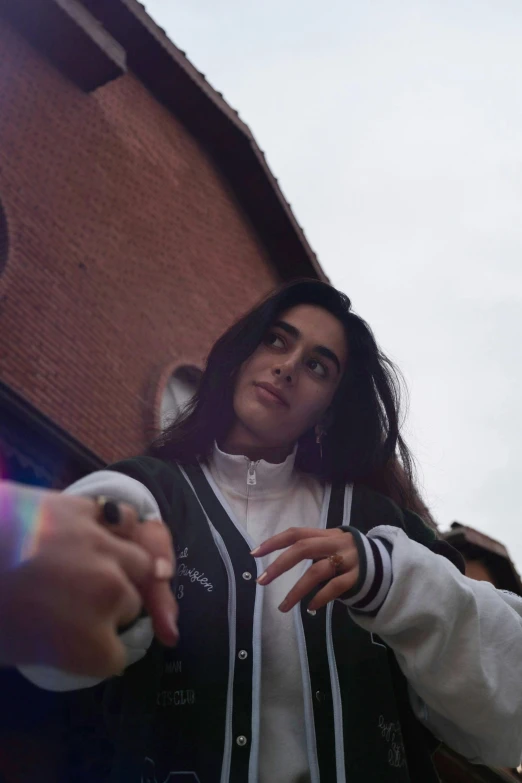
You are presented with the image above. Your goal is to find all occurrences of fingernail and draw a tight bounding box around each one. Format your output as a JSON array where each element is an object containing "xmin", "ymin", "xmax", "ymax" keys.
[
  {"xmin": 250, "ymin": 546, "xmax": 261, "ymax": 555},
  {"xmin": 154, "ymin": 557, "xmax": 174, "ymax": 580},
  {"xmin": 278, "ymin": 599, "xmax": 290, "ymax": 612},
  {"xmin": 257, "ymin": 571, "xmax": 268, "ymax": 585}
]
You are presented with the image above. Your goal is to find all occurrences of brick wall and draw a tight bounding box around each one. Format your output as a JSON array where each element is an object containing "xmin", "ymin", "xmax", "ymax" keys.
[{"xmin": 0, "ymin": 19, "xmax": 280, "ymax": 463}]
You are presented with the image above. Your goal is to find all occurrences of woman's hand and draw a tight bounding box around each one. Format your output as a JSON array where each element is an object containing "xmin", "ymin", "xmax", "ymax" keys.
[
  {"xmin": 252, "ymin": 527, "xmax": 359, "ymax": 612},
  {"xmin": 0, "ymin": 481, "xmax": 178, "ymax": 676}
]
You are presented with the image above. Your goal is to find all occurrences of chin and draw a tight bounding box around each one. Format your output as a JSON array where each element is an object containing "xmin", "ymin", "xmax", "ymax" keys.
[{"xmin": 236, "ymin": 406, "xmax": 286, "ymax": 443}]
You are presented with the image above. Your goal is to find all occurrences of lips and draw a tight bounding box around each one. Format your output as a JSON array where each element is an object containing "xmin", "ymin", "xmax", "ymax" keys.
[{"xmin": 254, "ymin": 382, "xmax": 288, "ymax": 406}]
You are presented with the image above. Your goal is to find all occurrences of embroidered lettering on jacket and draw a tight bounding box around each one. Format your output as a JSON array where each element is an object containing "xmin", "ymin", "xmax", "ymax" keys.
[
  {"xmin": 177, "ymin": 563, "xmax": 213, "ymax": 592},
  {"xmin": 157, "ymin": 689, "xmax": 196, "ymax": 707},
  {"xmin": 378, "ymin": 715, "xmax": 406, "ymax": 768},
  {"xmin": 164, "ymin": 660, "xmax": 182, "ymax": 674},
  {"xmin": 142, "ymin": 757, "xmax": 201, "ymax": 783}
]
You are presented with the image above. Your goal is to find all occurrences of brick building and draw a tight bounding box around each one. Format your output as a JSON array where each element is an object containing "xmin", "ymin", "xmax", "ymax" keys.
[
  {"xmin": 0, "ymin": 0, "xmax": 325, "ymax": 494},
  {"xmin": 0, "ymin": 4, "xmax": 325, "ymax": 777}
]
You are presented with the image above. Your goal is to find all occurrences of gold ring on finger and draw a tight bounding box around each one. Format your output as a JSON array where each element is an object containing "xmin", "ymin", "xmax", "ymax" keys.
[{"xmin": 327, "ymin": 552, "xmax": 344, "ymax": 577}]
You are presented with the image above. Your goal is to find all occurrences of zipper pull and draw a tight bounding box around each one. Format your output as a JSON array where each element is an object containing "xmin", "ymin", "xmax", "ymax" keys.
[{"xmin": 247, "ymin": 461, "xmax": 257, "ymax": 486}]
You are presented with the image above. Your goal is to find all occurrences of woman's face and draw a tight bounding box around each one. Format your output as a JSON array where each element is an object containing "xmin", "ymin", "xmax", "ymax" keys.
[{"xmin": 229, "ymin": 304, "xmax": 348, "ymax": 451}]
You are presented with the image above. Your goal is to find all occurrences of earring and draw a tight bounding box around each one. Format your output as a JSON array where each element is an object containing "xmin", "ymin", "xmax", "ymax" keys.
[{"xmin": 315, "ymin": 425, "xmax": 325, "ymax": 461}]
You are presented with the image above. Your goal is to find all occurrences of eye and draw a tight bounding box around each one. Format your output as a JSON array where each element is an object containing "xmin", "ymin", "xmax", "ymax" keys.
[
  {"xmin": 264, "ymin": 331, "xmax": 285, "ymax": 349},
  {"xmin": 307, "ymin": 358, "xmax": 327, "ymax": 378}
]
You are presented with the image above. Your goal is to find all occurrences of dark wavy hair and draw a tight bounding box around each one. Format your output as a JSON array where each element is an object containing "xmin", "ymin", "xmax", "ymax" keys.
[{"xmin": 149, "ymin": 280, "xmax": 433, "ymax": 520}]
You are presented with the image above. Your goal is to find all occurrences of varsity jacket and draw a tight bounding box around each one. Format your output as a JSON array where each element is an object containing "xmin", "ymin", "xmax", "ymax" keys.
[{"xmin": 21, "ymin": 456, "xmax": 522, "ymax": 782}]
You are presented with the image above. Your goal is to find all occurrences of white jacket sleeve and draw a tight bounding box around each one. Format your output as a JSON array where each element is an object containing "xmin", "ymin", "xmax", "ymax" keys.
[
  {"xmin": 349, "ymin": 525, "xmax": 522, "ymax": 768},
  {"xmin": 19, "ymin": 470, "xmax": 158, "ymax": 692}
]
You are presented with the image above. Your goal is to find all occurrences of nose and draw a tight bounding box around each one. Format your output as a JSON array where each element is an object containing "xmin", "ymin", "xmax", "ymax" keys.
[{"xmin": 273, "ymin": 366, "xmax": 293, "ymax": 384}]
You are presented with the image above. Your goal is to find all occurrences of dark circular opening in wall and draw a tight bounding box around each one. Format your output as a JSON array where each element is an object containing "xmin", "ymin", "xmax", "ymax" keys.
[{"xmin": 0, "ymin": 201, "xmax": 8, "ymax": 276}]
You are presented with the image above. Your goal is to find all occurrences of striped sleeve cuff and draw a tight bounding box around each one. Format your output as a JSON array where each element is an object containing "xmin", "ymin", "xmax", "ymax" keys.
[{"xmin": 336, "ymin": 526, "xmax": 393, "ymax": 617}]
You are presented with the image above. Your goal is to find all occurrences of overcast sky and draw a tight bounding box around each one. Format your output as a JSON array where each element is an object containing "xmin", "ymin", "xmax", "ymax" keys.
[{"xmin": 144, "ymin": 0, "xmax": 522, "ymax": 569}]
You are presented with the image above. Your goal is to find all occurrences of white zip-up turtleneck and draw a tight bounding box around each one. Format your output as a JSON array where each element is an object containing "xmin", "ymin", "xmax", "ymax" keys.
[{"xmin": 208, "ymin": 442, "xmax": 323, "ymax": 783}]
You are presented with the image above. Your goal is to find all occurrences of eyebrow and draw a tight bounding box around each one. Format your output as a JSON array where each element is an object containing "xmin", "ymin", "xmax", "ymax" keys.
[{"xmin": 273, "ymin": 320, "xmax": 342, "ymax": 373}]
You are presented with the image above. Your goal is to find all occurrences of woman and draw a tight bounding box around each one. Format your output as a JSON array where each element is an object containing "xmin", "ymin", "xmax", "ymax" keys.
[{"xmin": 22, "ymin": 280, "xmax": 522, "ymax": 782}]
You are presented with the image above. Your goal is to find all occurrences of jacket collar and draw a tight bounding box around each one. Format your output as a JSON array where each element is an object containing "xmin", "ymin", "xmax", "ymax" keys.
[{"xmin": 209, "ymin": 441, "xmax": 297, "ymax": 498}]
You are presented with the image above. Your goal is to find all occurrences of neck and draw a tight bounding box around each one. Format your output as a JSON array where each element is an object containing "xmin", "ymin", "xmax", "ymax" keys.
[{"xmin": 221, "ymin": 425, "xmax": 294, "ymax": 464}]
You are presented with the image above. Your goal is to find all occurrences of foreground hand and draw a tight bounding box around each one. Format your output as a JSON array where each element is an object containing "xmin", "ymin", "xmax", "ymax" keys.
[
  {"xmin": 106, "ymin": 509, "xmax": 179, "ymax": 648},
  {"xmin": 0, "ymin": 482, "xmax": 177, "ymax": 677},
  {"xmin": 252, "ymin": 527, "xmax": 359, "ymax": 612}
]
